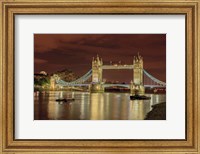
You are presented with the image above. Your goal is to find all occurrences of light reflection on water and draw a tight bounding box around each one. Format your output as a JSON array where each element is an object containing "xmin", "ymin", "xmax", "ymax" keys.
[{"xmin": 34, "ymin": 91, "xmax": 166, "ymax": 120}]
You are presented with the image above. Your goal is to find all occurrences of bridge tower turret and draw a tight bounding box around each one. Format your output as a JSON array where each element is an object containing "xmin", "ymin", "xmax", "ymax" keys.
[
  {"xmin": 131, "ymin": 53, "xmax": 145, "ymax": 96},
  {"xmin": 90, "ymin": 55, "xmax": 104, "ymax": 92}
]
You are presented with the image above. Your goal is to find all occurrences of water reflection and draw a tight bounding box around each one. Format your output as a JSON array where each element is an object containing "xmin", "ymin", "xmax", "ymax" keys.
[{"xmin": 34, "ymin": 91, "xmax": 166, "ymax": 120}]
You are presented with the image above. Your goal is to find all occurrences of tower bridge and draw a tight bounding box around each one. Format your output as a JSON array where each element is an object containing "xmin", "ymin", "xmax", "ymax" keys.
[{"xmin": 50, "ymin": 53, "xmax": 166, "ymax": 96}]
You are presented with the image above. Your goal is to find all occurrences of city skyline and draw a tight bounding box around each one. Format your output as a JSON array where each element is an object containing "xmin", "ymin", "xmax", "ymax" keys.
[{"xmin": 34, "ymin": 34, "xmax": 166, "ymax": 82}]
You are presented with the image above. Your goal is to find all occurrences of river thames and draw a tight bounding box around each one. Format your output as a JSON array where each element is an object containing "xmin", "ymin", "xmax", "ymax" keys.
[{"xmin": 34, "ymin": 91, "xmax": 166, "ymax": 120}]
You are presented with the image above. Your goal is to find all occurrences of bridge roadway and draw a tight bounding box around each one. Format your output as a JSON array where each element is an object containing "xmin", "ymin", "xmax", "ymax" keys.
[{"xmin": 63, "ymin": 83, "xmax": 165, "ymax": 88}]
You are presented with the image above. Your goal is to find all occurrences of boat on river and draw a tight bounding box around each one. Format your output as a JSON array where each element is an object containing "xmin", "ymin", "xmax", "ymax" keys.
[
  {"xmin": 130, "ymin": 95, "xmax": 151, "ymax": 100},
  {"xmin": 56, "ymin": 98, "xmax": 75, "ymax": 103}
]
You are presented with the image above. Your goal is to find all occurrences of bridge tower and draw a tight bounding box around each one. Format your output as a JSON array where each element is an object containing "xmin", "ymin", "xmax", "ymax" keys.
[
  {"xmin": 131, "ymin": 53, "xmax": 145, "ymax": 96},
  {"xmin": 50, "ymin": 74, "xmax": 60, "ymax": 90},
  {"xmin": 50, "ymin": 76, "xmax": 56, "ymax": 90},
  {"xmin": 92, "ymin": 55, "xmax": 103, "ymax": 83},
  {"xmin": 90, "ymin": 55, "xmax": 104, "ymax": 92}
]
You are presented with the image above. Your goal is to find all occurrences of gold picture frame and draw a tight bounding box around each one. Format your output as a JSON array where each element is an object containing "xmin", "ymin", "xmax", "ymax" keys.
[{"xmin": 0, "ymin": 0, "xmax": 199, "ymax": 153}]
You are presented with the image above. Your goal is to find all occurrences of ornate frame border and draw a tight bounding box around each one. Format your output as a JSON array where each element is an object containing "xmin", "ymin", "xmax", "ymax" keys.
[{"xmin": 0, "ymin": 0, "xmax": 199, "ymax": 153}]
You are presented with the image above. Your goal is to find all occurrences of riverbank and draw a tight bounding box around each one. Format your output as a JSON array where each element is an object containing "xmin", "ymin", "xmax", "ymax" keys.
[{"xmin": 145, "ymin": 102, "xmax": 166, "ymax": 120}]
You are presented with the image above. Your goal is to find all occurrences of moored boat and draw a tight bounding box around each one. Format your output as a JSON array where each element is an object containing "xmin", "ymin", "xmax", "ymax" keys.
[
  {"xmin": 56, "ymin": 98, "xmax": 75, "ymax": 102},
  {"xmin": 130, "ymin": 95, "xmax": 151, "ymax": 100}
]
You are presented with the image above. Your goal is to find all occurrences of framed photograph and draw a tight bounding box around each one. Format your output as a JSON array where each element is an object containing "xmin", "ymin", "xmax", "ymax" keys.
[
  {"xmin": 34, "ymin": 34, "xmax": 166, "ymax": 121},
  {"xmin": 0, "ymin": 0, "xmax": 199, "ymax": 153}
]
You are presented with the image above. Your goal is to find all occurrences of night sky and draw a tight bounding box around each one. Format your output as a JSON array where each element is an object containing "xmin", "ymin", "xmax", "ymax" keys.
[{"xmin": 34, "ymin": 34, "xmax": 166, "ymax": 83}]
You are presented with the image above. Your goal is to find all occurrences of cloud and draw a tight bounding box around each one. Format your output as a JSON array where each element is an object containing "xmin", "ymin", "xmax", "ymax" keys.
[{"xmin": 34, "ymin": 34, "xmax": 166, "ymax": 82}]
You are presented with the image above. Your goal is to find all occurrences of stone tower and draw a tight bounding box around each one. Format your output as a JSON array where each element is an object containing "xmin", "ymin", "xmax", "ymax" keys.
[
  {"xmin": 130, "ymin": 53, "xmax": 145, "ymax": 96},
  {"xmin": 50, "ymin": 76, "xmax": 56, "ymax": 90},
  {"xmin": 92, "ymin": 55, "xmax": 103, "ymax": 83},
  {"xmin": 133, "ymin": 53, "xmax": 143, "ymax": 85},
  {"xmin": 50, "ymin": 74, "xmax": 60, "ymax": 90},
  {"xmin": 90, "ymin": 55, "xmax": 104, "ymax": 92}
]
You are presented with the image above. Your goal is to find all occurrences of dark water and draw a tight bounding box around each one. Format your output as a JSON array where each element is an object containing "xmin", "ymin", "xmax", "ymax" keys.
[{"xmin": 34, "ymin": 91, "xmax": 166, "ymax": 120}]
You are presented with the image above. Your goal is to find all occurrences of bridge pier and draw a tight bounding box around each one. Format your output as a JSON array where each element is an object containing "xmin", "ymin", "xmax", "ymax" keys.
[
  {"xmin": 90, "ymin": 83, "xmax": 105, "ymax": 93},
  {"xmin": 130, "ymin": 82, "xmax": 145, "ymax": 96}
]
